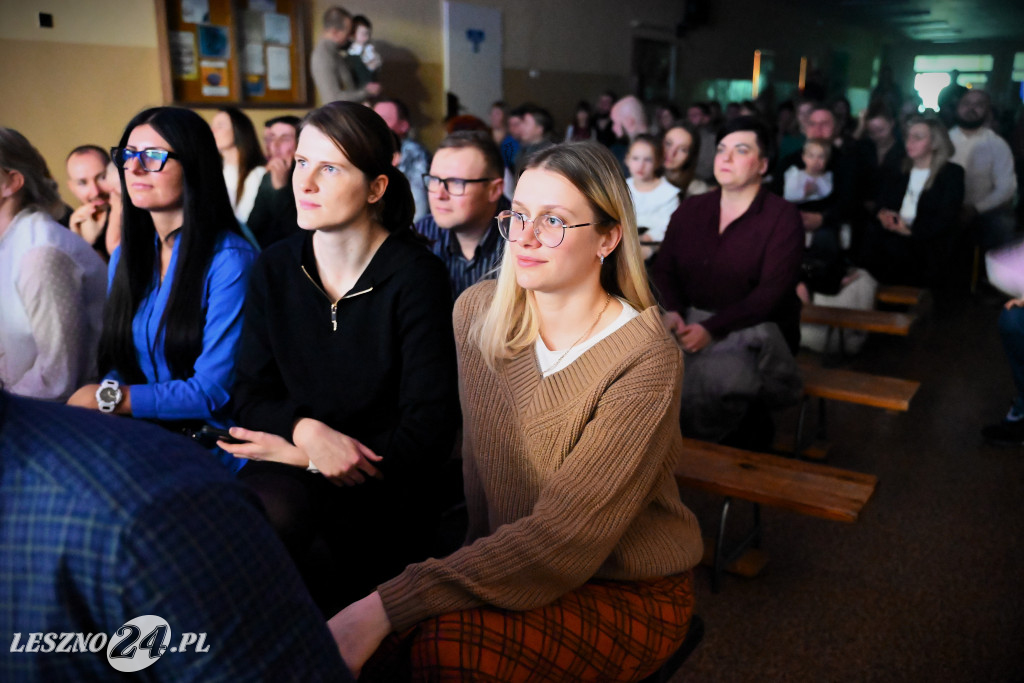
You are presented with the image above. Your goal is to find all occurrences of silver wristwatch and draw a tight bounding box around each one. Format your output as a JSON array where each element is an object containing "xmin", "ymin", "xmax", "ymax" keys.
[{"xmin": 96, "ymin": 379, "xmax": 123, "ymax": 413}]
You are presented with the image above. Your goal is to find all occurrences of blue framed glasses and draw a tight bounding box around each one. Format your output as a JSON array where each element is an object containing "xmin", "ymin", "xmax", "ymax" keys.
[{"xmin": 110, "ymin": 147, "xmax": 180, "ymax": 173}]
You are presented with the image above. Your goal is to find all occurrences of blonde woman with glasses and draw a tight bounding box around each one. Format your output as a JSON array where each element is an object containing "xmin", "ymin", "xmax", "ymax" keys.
[{"xmin": 329, "ymin": 141, "xmax": 702, "ymax": 682}]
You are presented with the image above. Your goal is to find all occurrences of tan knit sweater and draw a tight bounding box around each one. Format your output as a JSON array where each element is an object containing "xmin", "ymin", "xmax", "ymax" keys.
[{"xmin": 378, "ymin": 281, "xmax": 703, "ymax": 632}]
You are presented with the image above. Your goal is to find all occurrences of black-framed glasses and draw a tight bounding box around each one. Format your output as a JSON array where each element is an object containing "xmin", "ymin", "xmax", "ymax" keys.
[
  {"xmin": 110, "ymin": 147, "xmax": 180, "ymax": 173},
  {"xmin": 496, "ymin": 210, "xmax": 608, "ymax": 248},
  {"xmin": 422, "ymin": 174, "xmax": 495, "ymax": 196}
]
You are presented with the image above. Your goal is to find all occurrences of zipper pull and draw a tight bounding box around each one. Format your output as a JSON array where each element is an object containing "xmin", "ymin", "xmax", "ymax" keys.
[{"xmin": 331, "ymin": 302, "xmax": 338, "ymax": 331}]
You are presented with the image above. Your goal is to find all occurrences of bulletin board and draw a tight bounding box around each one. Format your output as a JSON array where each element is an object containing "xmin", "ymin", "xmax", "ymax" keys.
[{"xmin": 155, "ymin": 0, "xmax": 311, "ymax": 107}]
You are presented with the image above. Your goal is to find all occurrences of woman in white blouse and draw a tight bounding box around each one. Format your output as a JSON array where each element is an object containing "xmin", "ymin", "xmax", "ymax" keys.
[
  {"xmin": 626, "ymin": 134, "xmax": 681, "ymax": 260},
  {"xmin": 211, "ymin": 108, "xmax": 267, "ymax": 225}
]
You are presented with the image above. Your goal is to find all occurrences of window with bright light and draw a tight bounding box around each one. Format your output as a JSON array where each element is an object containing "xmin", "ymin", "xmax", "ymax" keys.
[
  {"xmin": 913, "ymin": 54, "xmax": 994, "ymax": 72},
  {"xmin": 1013, "ymin": 52, "xmax": 1024, "ymax": 81},
  {"xmin": 914, "ymin": 73, "xmax": 950, "ymax": 111},
  {"xmin": 912, "ymin": 54, "xmax": 993, "ymax": 113}
]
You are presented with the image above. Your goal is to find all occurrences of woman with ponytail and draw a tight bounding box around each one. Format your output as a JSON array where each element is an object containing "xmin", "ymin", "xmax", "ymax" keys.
[
  {"xmin": 67, "ymin": 107, "xmax": 257, "ymax": 470},
  {"xmin": 221, "ymin": 101, "xmax": 460, "ymax": 614}
]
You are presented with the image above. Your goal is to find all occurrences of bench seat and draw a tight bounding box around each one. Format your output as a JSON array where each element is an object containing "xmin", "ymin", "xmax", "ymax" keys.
[{"xmin": 800, "ymin": 304, "xmax": 915, "ymax": 336}]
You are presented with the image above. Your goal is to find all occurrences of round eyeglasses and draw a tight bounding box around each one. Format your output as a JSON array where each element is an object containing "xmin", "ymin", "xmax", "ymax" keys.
[
  {"xmin": 495, "ymin": 210, "xmax": 609, "ymax": 248},
  {"xmin": 110, "ymin": 147, "xmax": 180, "ymax": 173}
]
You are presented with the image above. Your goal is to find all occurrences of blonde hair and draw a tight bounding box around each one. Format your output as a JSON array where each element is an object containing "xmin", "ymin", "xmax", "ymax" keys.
[
  {"xmin": 902, "ymin": 116, "xmax": 954, "ymax": 191},
  {"xmin": 472, "ymin": 141, "xmax": 656, "ymax": 369}
]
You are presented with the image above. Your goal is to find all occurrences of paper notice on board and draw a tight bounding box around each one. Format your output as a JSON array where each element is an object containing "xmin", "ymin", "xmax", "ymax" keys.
[
  {"xmin": 242, "ymin": 11, "xmax": 263, "ymax": 44},
  {"xmin": 200, "ymin": 60, "xmax": 230, "ymax": 96},
  {"xmin": 263, "ymin": 13, "xmax": 291, "ymax": 45},
  {"xmin": 181, "ymin": 0, "xmax": 210, "ymax": 23},
  {"xmin": 170, "ymin": 31, "xmax": 198, "ymax": 80},
  {"xmin": 266, "ymin": 46, "xmax": 291, "ymax": 90},
  {"xmin": 244, "ymin": 43, "xmax": 265, "ymax": 75}
]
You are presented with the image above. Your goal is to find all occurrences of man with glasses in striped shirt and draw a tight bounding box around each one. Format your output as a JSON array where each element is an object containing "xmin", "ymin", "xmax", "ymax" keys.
[{"xmin": 414, "ymin": 131, "xmax": 510, "ymax": 299}]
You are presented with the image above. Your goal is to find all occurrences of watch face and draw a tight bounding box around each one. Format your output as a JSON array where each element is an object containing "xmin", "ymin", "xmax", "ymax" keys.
[{"xmin": 98, "ymin": 387, "xmax": 119, "ymax": 403}]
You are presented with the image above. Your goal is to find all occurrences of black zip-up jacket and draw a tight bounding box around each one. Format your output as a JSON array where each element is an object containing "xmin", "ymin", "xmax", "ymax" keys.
[{"xmin": 232, "ymin": 228, "xmax": 460, "ymax": 487}]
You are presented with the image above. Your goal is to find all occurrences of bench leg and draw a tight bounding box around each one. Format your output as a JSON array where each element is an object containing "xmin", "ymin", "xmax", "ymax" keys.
[
  {"xmin": 794, "ymin": 395, "xmax": 810, "ymax": 455},
  {"xmin": 816, "ymin": 396, "xmax": 828, "ymax": 442},
  {"xmin": 712, "ymin": 497, "xmax": 763, "ymax": 594}
]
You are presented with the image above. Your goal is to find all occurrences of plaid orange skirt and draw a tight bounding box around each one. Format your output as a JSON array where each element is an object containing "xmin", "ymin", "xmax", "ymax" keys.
[{"xmin": 362, "ymin": 571, "xmax": 695, "ymax": 683}]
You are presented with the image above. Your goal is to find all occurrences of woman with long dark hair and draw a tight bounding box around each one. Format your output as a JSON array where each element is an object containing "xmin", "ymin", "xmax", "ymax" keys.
[
  {"xmin": 219, "ymin": 101, "xmax": 460, "ymax": 615},
  {"xmin": 328, "ymin": 141, "xmax": 701, "ymax": 681},
  {"xmin": 661, "ymin": 122, "xmax": 709, "ymax": 198},
  {"xmin": 67, "ymin": 107, "xmax": 258, "ymax": 471},
  {"xmin": 211, "ymin": 107, "xmax": 267, "ymax": 224}
]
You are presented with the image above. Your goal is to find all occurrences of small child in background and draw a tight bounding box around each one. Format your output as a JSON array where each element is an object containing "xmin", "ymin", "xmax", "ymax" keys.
[
  {"xmin": 347, "ymin": 15, "xmax": 382, "ymax": 88},
  {"xmin": 783, "ymin": 137, "xmax": 833, "ymax": 203}
]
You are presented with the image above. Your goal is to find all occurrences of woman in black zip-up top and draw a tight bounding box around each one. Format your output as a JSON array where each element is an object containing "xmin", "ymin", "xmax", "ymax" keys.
[{"xmin": 222, "ymin": 102, "xmax": 460, "ymax": 615}]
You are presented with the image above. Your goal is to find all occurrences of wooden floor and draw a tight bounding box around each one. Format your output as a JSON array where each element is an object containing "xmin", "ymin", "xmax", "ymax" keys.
[{"xmin": 676, "ymin": 291, "xmax": 1024, "ymax": 682}]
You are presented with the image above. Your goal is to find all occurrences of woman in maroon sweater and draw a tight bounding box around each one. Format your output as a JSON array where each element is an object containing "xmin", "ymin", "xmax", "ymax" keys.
[{"xmin": 653, "ymin": 116, "xmax": 803, "ymax": 447}]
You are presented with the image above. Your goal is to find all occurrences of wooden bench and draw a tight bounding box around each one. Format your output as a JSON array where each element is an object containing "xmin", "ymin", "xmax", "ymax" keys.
[
  {"xmin": 800, "ymin": 304, "xmax": 915, "ymax": 336},
  {"xmin": 784, "ymin": 360, "xmax": 920, "ymax": 458},
  {"xmin": 676, "ymin": 438, "xmax": 878, "ymax": 592},
  {"xmin": 875, "ymin": 285, "xmax": 928, "ymax": 308}
]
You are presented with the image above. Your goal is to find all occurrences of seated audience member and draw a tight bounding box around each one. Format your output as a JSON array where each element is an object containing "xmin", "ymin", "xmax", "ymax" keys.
[
  {"xmin": 512, "ymin": 103, "xmax": 555, "ymax": 177},
  {"xmin": 854, "ymin": 100, "xmax": 903, "ymax": 213},
  {"xmin": 310, "ymin": 6, "xmax": 381, "ymax": 105},
  {"xmin": 949, "ymin": 89, "xmax": 1018, "ymax": 253},
  {"xmin": 653, "ymin": 102, "xmax": 682, "ymax": 135},
  {"xmin": 211, "ymin": 107, "xmax": 267, "ymax": 225},
  {"xmin": 565, "ymin": 100, "xmax": 595, "ymax": 141},
  {"xmin": 783, "ymin": 137, "xmax": 833, "ymax": 204},
  {"xmin": 654, "ymin": 116, "xmax": 804, "ymax": 448},
  {"xmin": 592, "ymin": 90, "xmax": 618, "ymax": 147},
  {"xmin": 863, "ymin": 116, "xmax": 964, "ymax": 288},
  {"xmin": 222, "ymin": 102, "xmax": 459, "ymax": 616},
  {"xmin": 65, "ymin": 145, "xmax": 112, "ymax": 258},
  {"xmin": 983, "ymin": 297, "xmax": 1024, "ymax": 446},
  {"xmin": 414, "ymin": 130, "xmax": 509, "ymax": 298},
  {"xmin": 67, "ymin": 107, "xmax": 258, "ymax": 471},
  {"xmin": 626, "ymin": 134, "xmax": 680, "ymax": 253},
  {"xmin": 778, "ymin": 98, "xmax": 813, "ymax": 162},
  {"xmin": 329, "ymin": 141, "xmax": 701, "ymax": 682},
  {"xmin": 346, "ymin": 14, "xmax": 381, "ymax": 89},
  {"xmin": 0, "ymin": 128, "xmax": 106, "ymax": 401},
  {"xmin": 686, "ymin": 102, "xmax": 718, "ymax": 183},
  {"xmin": 662, "ymin": 122, "xmax": 710, "ymax": 197},
  {"xmin": 0, "ymin": 391, "xmax": 354, "ymax": 682},
  {"xmin": 609, "ymin": 95, "xmax": 649, "ymax": 167},
  {"xmin": 248, "ymin": 115, "xmax": 301, "ymax": 248},
  {"xmin": 489, "ymin": 100, "xmax": 518, "ymax": 169},
  {"xmin": 832, "ymin": 96, "xmax": 857, "ymax": 141},
  {"xmin": 772, "ymin": 104, "xmax": 857, "ymax": 287},
  {"xmin": 374, "ymin": 98, "xmax": 430, "ymax": 222}
]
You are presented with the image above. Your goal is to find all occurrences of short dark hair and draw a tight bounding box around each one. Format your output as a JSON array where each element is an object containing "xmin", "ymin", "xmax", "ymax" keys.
[
  {"xmin": 323, "ymin": 6, "xmax": 351, "ymax": 31},
  {"xmin": 437, "ymin": 130, "xmax": 504, "ymax": 178},
  {"xmin": 264, "ymin": 115, "xmax": 302, "ymax": 131},
  {"xmin": 351, "ymin": 14, "xmax": 371, "ymax": 31},
  {"xmin": 522, "ymin": 105, "xmax": 553, "ymax": 134},
  {"xmin": 688, "ymin": 102, "xmax": 711, "ymax": 116},
  {"xmin": 716, "ymin": 115, "xmax": 775, "ymax": 160},
  {"xmin": 66, "ymin": 144, "xmax": 110, "ymax": 164}
]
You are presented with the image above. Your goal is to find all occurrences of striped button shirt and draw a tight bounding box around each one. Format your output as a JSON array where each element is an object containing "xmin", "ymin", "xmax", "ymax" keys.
[{"xmin": 413, "ymin": 196, "xmax": 510, "ymax": 300}]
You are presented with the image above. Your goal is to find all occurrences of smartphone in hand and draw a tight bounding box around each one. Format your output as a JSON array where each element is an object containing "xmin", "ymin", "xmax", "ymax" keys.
[{"xmin": 197, "ymin": 425, "xmax": 248, "ymax": 446}]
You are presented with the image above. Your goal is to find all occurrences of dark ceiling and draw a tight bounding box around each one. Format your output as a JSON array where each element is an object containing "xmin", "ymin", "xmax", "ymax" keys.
[{"xmin": 781, "ymin": 0, "xmax": 1024, "ymax": 43}]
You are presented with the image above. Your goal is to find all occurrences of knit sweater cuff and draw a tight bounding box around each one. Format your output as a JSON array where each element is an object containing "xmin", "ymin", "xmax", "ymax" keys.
[{"xmin": 378, "ymin": 572, "xmax": 431, "ymax": 633}]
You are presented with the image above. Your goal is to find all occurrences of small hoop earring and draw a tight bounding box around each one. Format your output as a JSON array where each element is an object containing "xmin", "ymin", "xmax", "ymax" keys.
[{"xmin": 599, "ymin": 254, "xmax": 605, "ymax": 265}]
